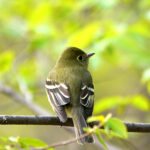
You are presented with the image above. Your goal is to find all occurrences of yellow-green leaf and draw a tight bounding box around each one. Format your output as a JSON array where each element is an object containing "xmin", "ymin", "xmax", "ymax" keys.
[
  {"xmin": 46, "ymin": 148, "xmax": 55, "ymax": 150},
  {"xmin": 96, "ymin": 133, "xmax": 108, "ymax": 150},
  {"xmin": 94, "ymin": 96, "xmax": 122, "ymax": 114},
  {"xmin": 83, "ymin": 127, "xmax": 91, "ymax": 132},
  {"xmin": 19, "ymin": 138, "xmax": 47, "ymax": 148},
  {"xmin": 131, "ymin": 95, "xmax": 149, "ymax": 111},
  {"xmin": 106, "ymin": 118, "xmax": 127, "ymax": 138},
  {"xmin": 0, "ymin": 51, "xmax": 14, "ymax": 75}
]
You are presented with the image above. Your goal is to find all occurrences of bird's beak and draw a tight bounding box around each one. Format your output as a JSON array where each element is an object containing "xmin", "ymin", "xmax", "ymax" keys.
[{"xmin": 87, "ymin": 53, "xmax": 95, "ymax": 58}]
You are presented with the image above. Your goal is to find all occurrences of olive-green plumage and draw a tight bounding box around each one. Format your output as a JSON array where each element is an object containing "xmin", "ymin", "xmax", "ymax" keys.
[{"xmin": 45, "ymin": 47, "xmax": 95, "ymax": 144}]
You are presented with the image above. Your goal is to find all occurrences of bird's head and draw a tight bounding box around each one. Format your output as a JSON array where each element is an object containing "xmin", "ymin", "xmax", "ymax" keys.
[{"xmin": 56, "ymin": 47, "xmax": 95, "ymax": 69}]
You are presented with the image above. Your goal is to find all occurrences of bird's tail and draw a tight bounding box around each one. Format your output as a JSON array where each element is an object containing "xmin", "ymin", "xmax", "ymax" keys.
[{"xmin": 71, "ymin": 107, "xmax": 94, "ymax": 144}]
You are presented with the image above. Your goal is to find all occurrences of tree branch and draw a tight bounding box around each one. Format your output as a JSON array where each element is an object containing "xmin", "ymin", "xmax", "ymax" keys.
[
  {"xmin": 0, "ymin": 115, "xmax": 150, "ymax": 132},
  {"xmin": 0, "ymin": 83, "xmax": 149, "ymax": 149},
  {"xmin": 0, "ymin": 83, "xmax": 50, "ymax": 115},
  {"xmin": 0, "ymin": 84, "xmax": 117, "ymax": 149}
]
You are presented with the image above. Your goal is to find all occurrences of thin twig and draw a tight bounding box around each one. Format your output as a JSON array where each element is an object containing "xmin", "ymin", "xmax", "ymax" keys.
[
  {"xmin": 32, "ymin": 125, "xmax": 97, "ymax": 150},
  {"xmin": 33, "ymin": 132, "xmax": 91, "ymax": 150}
]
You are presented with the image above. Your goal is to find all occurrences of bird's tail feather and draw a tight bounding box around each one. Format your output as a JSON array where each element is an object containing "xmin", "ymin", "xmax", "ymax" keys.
[{"xmin": 71, "ymin": 107, "xmax": 94, "ymax": 144}]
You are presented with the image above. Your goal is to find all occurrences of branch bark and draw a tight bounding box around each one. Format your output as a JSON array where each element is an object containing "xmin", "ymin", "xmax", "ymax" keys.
[{"xmin": 0, "ymin": 115, "xmax": 150, "ymax": 132}]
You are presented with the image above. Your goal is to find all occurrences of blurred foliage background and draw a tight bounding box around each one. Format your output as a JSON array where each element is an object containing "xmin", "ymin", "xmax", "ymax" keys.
[{"xmin": 0, "ymin": 0, "xmax": 150, "ymax": 149}]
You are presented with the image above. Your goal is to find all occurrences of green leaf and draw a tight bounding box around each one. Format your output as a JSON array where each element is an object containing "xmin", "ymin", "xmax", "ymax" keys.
[
  {"xmin": 0, "ymin": 145, "xmax": 5, "ymax": 150},
  {"xmin": 18, "ymin": 59, "xmax": 37, "ymax": 87},
  {"xmin": 46, "ymin": 148, "xmax": 55, "ymax": 150},
  {"xmin": 19, "ymin": 138, "xmax": 47, "ymax": 148},
  {"xmin": 106, "ymin": 118, "xmax": 127, "ymax": 138},
  {"xmin": 83, "ymin": 127, "xmax": 91, "ymax": 132},
  {"xmin": 95, "ymin": 128, "xmax": 108, "ymax": 135},
  {"xmin": 20, "ymin": 142, "xmax": 29, "ymax": 149},
  {"xmin": 0, "ymin": 51, "xmax": 14, "ymax": 75},
  {"xmin": 0, "ymin": 137, "xmax": 9, "ymax": 142},
  {"xmin": 96, "ymin": 133, "xmax": 108, "ymax": 150},
  {"xmin": 131, "ymin": 95, "xmax": 149, "ymax": 111},
  {"xmin": 28, "ymin": 2, "xmax": 51, "ymax": 28},
  {"xmin": 94, "ymin": 96, "xmax": 122, "ymax": 114},
  {"xmin": 6, "ymin": 148, "xmax": 18, "ymax": 150}
]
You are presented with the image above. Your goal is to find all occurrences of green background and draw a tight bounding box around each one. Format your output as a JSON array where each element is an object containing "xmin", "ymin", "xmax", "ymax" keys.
[{"xmin": 0, "ymin": 0, "xmax": 150, "ymax": 149}]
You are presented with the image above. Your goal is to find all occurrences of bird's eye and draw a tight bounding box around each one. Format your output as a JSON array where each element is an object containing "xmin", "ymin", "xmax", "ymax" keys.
[{"xmin": 78, "ymin": 55, "xmax": 83, "ymax": 61}]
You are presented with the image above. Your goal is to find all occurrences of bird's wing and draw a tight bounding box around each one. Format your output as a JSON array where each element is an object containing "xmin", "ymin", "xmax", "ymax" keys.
[
  {"xmin": 80, "ymin": 83, "xmax": 94, "ymax": 108},
  {"xmin": 80, "ymin": 83, "xmax": 94, "ymax": 119},
  {"xmin": 45, "ymin": 79, "xmax": 70, "ymax": 122}
]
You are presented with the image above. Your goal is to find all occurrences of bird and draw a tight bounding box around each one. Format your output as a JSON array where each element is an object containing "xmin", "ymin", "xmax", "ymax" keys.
[{"xmin": 45, "ymin": 47, "xmax": 95, "ymax": 144}]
